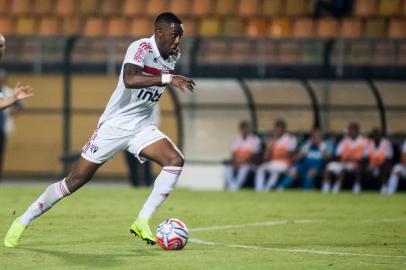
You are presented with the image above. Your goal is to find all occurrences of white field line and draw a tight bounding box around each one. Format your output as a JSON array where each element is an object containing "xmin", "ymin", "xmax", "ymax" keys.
[
  {"xmin": 190, "ymin": 219, "xmax": 316, "ymax": 232},
  {"xmin": 189, "ymin": 238, "xmax": 406, "ymax": 259}
]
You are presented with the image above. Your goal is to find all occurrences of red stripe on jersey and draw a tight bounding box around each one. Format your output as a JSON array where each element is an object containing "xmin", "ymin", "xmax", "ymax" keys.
[{"xmin": 143, "ymin": 65, "xmax": 174, "ymax": 76}]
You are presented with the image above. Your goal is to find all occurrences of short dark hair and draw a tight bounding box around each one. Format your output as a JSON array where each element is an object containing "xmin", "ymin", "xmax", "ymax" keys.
[{"xmin": 155, "ymin": 12, "xmax": 182, "ymax": 26}]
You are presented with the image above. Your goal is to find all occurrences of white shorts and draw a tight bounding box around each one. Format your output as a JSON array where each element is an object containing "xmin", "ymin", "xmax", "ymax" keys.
[
  {"xmin": 81, "ymin": 123, "xmax": 181, "ymax": 164},
  {"xmin": 393, "ymin": 163, "xmax": 406, "ymax": 177},
  {"xmin": 260, "ymin": 161, "xmax": 289, "ymax": 173},
  {"xmin": 327, "ymin": 161, "xmax": 356, "ymax": 175}
]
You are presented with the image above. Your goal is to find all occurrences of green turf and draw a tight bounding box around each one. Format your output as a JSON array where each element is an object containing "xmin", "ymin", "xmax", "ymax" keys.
[{"xmin": 0, "ymin": 185, "xmax": 405, "ymax": 270}]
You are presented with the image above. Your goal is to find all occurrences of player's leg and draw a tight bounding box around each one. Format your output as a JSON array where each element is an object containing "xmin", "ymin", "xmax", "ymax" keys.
[
  {"xmin": 4, "ymin": 158, "xmax": 101, "ymax": 247},
  {"xmin": 225, "ymin": 164, "xmax": 237, "ymax": 190},
  {"xmin": 387, "ymin": 164, "xmax": 406, "ymax": 194},
  {"xmin": 323, "ymin": 161, "xmax": 340, "ymax": 193},
  {"xmin": 278, "ymin": 165, "xmax": 299, "ymax": 190},
  {"xmin": 264, "ymin": 162, "xmax": 287, "ymax": 191},
  {"xmin": 255, "ymin": 163, "xmax": 267, "ymax": 192},
  {"xmin": 233, "ymin": 164, "xmax": 251, "ymax": 191},
  {"xmin": 130, "ymin": 137, "xmax": 184, "ymax": 244}
]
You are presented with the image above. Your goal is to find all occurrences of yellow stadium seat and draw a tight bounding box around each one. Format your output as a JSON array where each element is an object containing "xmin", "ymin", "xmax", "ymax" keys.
[
  {"xmin": 246, "ymin": 19, "xmax": 269, "ymax": 37},
  {"xmin": 191, "ymin": 0, "xmax": 212, "ymax": 16},
  {"xmin": 122, "ymin": 0, "xmax": 144, "ymax": 16},
  {"xmin": 199, "ymin": 17, "xmax": 220, "ymax": 36},
  {"xmin": 269, "ymin": 18, "xmax": 290, "ymax": 38},
  {"xmin": 317, "ymin": 18, "xmax": 338, "ymax": 38},
  {"xmin": 100, "ymin": 0, "xmax": 122, "ymax": 15},
  {"xmin": 292, "ymin": 18, "xmax": 315, "ymax": 38},
  {"xmin": 339, "ymin": 18, "xmax": 362, "ymax": 38},
  {"xmin": 215, "ymin": 0, "xmax": 236, "ymax": 15},
  {"xmin": 0, "ymin": 16, "xmax": 13, "ymax": 35},
  {"xmin": 33, "ymin": 0, "xmax": 54, "ymax": 14},
  {"xmin": 15, "ymin": 17, "xmax": 35, "ymax": 35},
  {"xmin": 56, "ymin": 0, "xmax": 76, "ymax": 16},
  {"xmin": 61, "ymin": 16, "xmax": 81, "ymax": 34},
  {"xmin": 262, "ymin": 0, "xmax": 284, "ymax": 16},
  {"xmin": 364, "ymin": 18, "xmax": 386, "ymax": 37},
  {"xmin": 354, "ymin": 0, "xmax": 378, "ymax": 17},
  {"xmin": 79, "ymin": 0, "xmax": 98, "ymax": 14},
  {"xmin": 388, "ymin": 19, "xmax": 406, "ymax": 38},
  {"xmin": 83, "ymin": 17, "xmax": 104, "ymax": 36},
  {"xmin": 181, "ymin": 18, "xmax": 197, "ymax": 36},
  {"xmin": 146, "ymin": 0, "xmax": 167, "ymax": 16},
  {"xmin": 223, "ymin": 18, "xmax": 243, "ymax": 36},
  {"xmin": 38, "ymin": 17, "xmax": 59, "ymax": 36},
  {"xmin": 168, "ymin": 0, "xmax": 191, "ymax": 16},
  {"xmin": 378, "ymin": 0, "xmax": 401, "ymax": 16},
  {"xmin": 285, "ymin": 0, "xmax": 307, "ymax": 16},
  {"xmin": 239, "ymin": 0, "xmax": 259, "ymax": 17},
  {"xmin": 107, "ymin": 17, "xmax": 127, "ymax": 36},
  {"xmin": 129, "ymin": 17, "xmax": 153, "ymax": 36},
  {"xmin": 10, "ymin": 0, "xmax": 31, "ymax": 15},
  {"xmin": 0, "ymin": 0, "xmax": 10, "ymax": 14}
]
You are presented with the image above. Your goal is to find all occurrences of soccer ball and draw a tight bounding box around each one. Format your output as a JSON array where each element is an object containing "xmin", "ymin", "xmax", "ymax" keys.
[{"xmin": 156, "ymin": 218, "xmax": 189, "ymax": 250}]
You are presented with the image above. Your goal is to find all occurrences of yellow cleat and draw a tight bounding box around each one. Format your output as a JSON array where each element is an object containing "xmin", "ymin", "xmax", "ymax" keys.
[
  {"xmin": 4, "ymin": 218, "xmax": 27, "ymax": 248},
  {"xmin": 130, "ymin": 218, "xmax": 156, "ymax": 245}
]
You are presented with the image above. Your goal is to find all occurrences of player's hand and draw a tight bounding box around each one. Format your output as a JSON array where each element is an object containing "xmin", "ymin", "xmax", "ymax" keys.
[
  {"xmin": 13, "ymin": 82, "xmax": 33, "ymax": 101},
  {"xmin": 170, "ymin": 75, "xmax": 196, "ymax": 93}
]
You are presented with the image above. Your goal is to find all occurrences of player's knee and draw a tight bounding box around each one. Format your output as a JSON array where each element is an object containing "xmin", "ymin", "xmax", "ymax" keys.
[
  {"xmin": 66, "ymin": 174, "xmax": 89, "ymax": 193},
  {"xmin": 165, "ymin": 153, "xmax": 184, "ymax": 167}
]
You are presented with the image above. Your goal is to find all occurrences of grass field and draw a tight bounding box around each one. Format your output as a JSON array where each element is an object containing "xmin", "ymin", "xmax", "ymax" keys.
[{"xmin": 0, "ymin": 184, "xmax": 405, "ymax": 270}]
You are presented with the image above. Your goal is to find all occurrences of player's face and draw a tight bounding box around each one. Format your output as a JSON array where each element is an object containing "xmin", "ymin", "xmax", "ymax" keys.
[
  {"xmin": 160, "ymin": 23, "xmax": 183, "ymax": 55},
  {"xmin": 311, "ymin": 130, "xmax": 322, "ymax": 144},
  {"xmin": 0, "ymin": 36, "xmax": 6, "ymax": 59},
  {"xmin": 349, "ymin": 125, "xmax": 359, "ymax": 138}
]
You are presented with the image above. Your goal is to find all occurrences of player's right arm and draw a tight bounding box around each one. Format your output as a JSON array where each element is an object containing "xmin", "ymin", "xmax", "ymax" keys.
[{"xmin": 123, "ymin": 64, "xmax": 195, "ymax": 92}]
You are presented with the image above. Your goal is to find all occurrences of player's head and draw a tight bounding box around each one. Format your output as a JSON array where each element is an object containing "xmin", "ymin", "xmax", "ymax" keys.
[
  {"xmin": 311, "ymin": 128, "xmax": 323, "ymax": 144},
  {"xmin": 154, "ymin": 12, "xmax": 183, "ymax": 58},
  {"xmin": 274, "ymin": 118, "xmax": 287, "ymax": 137},
  {"xmin": 239, "ymin": 120, "xmax": 251, "ymax": 137},
  {"xmin": 348, "ymin": 122, "xmax": 360, "ymax": 138},
  {"xmin": 370, "ymin": 128, "xmax": 381, "ymax": 142},
  {"xmin": 0, "ymin": 34, "xmax": 6, "ymax": 60}
]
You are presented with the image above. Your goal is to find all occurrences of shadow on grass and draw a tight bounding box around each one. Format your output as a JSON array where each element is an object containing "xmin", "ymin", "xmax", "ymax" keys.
[{"xmin": 21, "ymin": 246, "xmax": 161, "ymax": 268}]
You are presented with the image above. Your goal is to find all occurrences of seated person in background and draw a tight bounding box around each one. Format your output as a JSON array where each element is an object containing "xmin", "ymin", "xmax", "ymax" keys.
[
  {"xmin": 278, "ymin": 128, "xmax": 331, "ymax": 190},
  {"xmin": 255, "ymin": 119, "xmax": 297, "ymax": 192},
  {"xmin": 366, "ymin": 128, "xmax": 393, "ymax": 194},
  {"xmin": 225, "ymin": 121, "xmax": 261, "ymax": 191},
  {"xmin": 322, "ymin": 122, "xmax": 368, "ymax": 193},
  {"xmin": 386, "ymin": 140, "xmax": 406, "ymax": 194}
]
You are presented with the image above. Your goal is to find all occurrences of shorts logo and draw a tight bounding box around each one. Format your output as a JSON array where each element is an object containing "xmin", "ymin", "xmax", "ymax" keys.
[{"xmin": 90, "ymin": 144, "xmax": 99, "ymax": 154}]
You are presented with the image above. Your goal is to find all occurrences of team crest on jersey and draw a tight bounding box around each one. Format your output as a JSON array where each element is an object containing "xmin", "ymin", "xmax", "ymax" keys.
[{"xmin": 90, "ymin": 144, "xmax": 99, "ymax": 154}]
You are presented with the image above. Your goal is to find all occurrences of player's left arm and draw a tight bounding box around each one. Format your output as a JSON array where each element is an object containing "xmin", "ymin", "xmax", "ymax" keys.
[{"xmin": 0, "ymin": 82, "xmax": 33, "ymax": 110}]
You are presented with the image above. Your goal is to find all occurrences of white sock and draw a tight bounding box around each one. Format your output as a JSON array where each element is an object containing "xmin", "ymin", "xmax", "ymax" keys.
[
  {"xmin": 20, "ymin": 179, "xmax": 70, "ymax": 226},
  {"xmin": 322, "ymin": 181, "xmax": 330, "ymax": 193},
  {"xmin": 352, "ymin": 182, "xmax": 361, "ymax": 194},
  {"xmin": 137, "ymin": 166, "xmax": 182, "ymax": 220},
  {"xmin": 380, "ymin": 184, "xmax": 388, "ymax": 194},
  {"xmin": 332, "ymin": 181, "xmax": 341, "ymax": 193},
  {"xmin": 387, "ymin": 173, "xmax": 399, "ymax": 194}
]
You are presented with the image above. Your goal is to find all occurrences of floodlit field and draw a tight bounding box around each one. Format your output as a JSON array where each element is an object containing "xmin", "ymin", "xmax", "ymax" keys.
[{"xmin": 0, "ymin": 185, "xmax": 405, "ymax": 270}]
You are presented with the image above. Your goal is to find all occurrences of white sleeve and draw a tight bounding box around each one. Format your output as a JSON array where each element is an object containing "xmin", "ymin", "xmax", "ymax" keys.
[
  {"xmin": 386, "ymin": 140, "xmax": 393, "ymax": 159},
  {"xmin": 403, "ymin": 141, "xmax": 406, "ymax": 153},
  {"xmin": 231, "ymin": 137, "xmax": 238, "ymax": 153},
  {"xmin": 300, "ymin": 141, "xmax": 310, "ymax": 155},
  {"xmin": 123, "ymin": 40, "xmax": 148, "ymax": 68},
  {"xmin": 253, "ymin": 137, "xmax": 261, "ymax": 154},
  {"xmin": 363, "ymin": 141, "xmax": 369, "ymax": 157},
  {"xmin": 335, "ymin": 140, "xmax": 344, "ymax": 156},
  {"xmin": 288, "ymin": 136, "xmax": 297, "ymax": 151}
]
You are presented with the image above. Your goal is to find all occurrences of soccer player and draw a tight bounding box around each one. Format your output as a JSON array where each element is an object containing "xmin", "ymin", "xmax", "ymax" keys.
[
  {"xmin": 4, "ymin": 12, "xmax": 195, "ymax": 247},
  {"xmin": 322, "ymin": 122, "xmax": 368, "ymax": 193},
  {"xmin": 0, "ymin": 34, "xmax": 33, "ymax": 109},
  {"xmin": 385, "ymin": 140, "xmax": 406, "ymax": 194},
  {"xmin": 225, "ymin": 121, "xmax": 261, "ymax": 191},
  {"xmin": 255, "ymin": 119, "xmax": 297, "ymax": 192},
  {"xmin": 365, "ymin": 129, "xmax": 393, "ymax": 194},
  {"xmin": 278, "ymin": 129, "xmax": 331, "ymax": 190}
]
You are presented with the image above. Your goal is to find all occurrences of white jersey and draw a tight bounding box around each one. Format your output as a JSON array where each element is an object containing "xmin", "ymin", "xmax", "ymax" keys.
[{"xmin": 98, "ymin": 35, "xmax": 179, "ymax": 132}]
